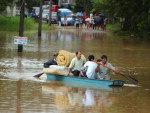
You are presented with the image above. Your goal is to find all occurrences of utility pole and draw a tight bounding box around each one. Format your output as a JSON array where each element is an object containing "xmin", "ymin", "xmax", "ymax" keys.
[
  {"xmin": 18, "ymin": 0, "xmax": 25, "ymax": 52},
  {"xmin": 58, "ymin": 0, "xmax": 61, "ymax": 6},
  {"xmin": 38, "ymin": 0, "xmax": 43, "ymax": 37},
  {"xmin": 49, "ymin": 0, "xmax": 52, "ymax": 26}
]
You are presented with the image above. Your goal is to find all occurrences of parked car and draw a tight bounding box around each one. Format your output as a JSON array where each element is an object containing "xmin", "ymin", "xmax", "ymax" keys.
[
  {"xmin": 28, "ymin": 7, "xmax": 40, "ymax": 18},
  {"xmin": 42, "ymin": 5, "xmax": 60, "ymax": 12},
  {"xmin": 57, "ymin": 9, "xmax": 74, "ymax": 26},
  {"xmin": 60, "ymin": 15, "xmax": 75, "ymax": 26},
  {"xmin": 42, "ymin": 9, "xmax": 57, "ymax": 24},
  {"xmin": 50, "ymin": 12, "xmax": 57, "ymax": 24},
  {"xmin": 42, "ymin": 9, "xmax": 49, "ymax": 20},
  {"xmin": 32, "ymin": 7, "xmax": 40, "ymax": 16},
  {"xmin": 52, "ymin": 5, "xmax": 60, "ymax": 12}
]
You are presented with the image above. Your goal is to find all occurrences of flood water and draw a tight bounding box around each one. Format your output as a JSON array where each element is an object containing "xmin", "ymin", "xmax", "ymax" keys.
[{"xmin": 0, "ymin": 27, "xmax": 150, "ymax": 113}]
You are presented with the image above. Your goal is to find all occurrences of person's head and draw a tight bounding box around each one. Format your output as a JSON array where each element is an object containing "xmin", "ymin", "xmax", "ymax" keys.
[
  {"xmin": 76, "ymin": 51, "xmax": 82, "ymax": 59},
  {"xmin": 101, "ymin": 55, "xmax": 107, "ymax": 64},
  {"xmin": 88, "ymin": 55, "xmax": 94, "ymax": 61},
  {"xmin": 53, "ymin": 53, "xmax": 58, "ymax": 59},
  {"xmin": 97, "ymin": 59, "xmax": 102, "ymax": 62}
]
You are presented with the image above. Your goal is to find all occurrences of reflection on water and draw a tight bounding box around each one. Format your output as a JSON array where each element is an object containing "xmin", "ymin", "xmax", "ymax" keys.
[
  {"xmin": 0, "ymin": 30, "xmax": 150, "ymax": 113},
  {"xmin": 41, "ymin": 83, "xmax": 124, "ymax": 113},
  {"xmin": 82, "ymin": 89, "xmax": 95, "ymax": 107}
]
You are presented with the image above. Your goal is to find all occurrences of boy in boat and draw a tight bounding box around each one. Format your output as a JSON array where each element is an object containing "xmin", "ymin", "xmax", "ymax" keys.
[
  {"xmin": 95, "ymin": 55, "xmax": 119, "ymax": 80},
  {"xmin": 67, "ymin": 51, "xmax": 86, "ymax": 76},
  {"xmin": 43, "ymin": 53, "xmax": 58, "ymax": 68},
  {"xmin": 80, "ymin": 55, "xmax": 98, "ymax": 79}
]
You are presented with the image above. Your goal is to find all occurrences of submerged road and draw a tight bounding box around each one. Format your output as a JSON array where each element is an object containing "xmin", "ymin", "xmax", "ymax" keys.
[{"xmin": 0, "ymin": 28, "xmax": 150, "ymax": 113}]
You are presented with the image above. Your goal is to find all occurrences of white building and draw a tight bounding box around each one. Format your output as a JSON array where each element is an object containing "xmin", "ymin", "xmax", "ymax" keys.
[{"xmin": 1, "ymin": 0, "xmax": 28, "ymax": 17}]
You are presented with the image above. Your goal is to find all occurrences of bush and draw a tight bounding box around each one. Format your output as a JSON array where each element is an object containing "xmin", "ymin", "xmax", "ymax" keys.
[{"xmin": 0, "ymin": 16, "xmax": 36, "ymax": 31}]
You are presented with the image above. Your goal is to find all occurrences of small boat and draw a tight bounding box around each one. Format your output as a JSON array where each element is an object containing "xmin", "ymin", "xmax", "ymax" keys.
[{"xmin": 46, "ymin": 74, "xmax": 125, "ymax": 87}]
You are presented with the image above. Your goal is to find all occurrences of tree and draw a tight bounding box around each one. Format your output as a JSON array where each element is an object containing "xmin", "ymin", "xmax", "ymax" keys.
[
  {"xmin": 25, "ymin": 0, "xmax": 41, "ymax": 11},
  {"xmin": 0, "ymin": 0, "xmax": 12, "ymax": 12},
  {"xmin": 74, "ymin": 0, "xmax": 93, "ymax": 15},
  {"xmin": 92, "ymin": 0, "xmax": 150, "ymax": 35}
]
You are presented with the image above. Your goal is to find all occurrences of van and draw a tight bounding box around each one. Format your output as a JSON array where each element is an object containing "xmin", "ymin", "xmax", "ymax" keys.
[{"xmin": 57, "ymin": 9, "xmax": 74, "ymax": 26}]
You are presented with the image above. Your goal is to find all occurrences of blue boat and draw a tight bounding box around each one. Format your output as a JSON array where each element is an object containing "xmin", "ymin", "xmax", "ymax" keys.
[{"xmin": 46, "ymin": 74, "xmax": 124, "ymax": 87}]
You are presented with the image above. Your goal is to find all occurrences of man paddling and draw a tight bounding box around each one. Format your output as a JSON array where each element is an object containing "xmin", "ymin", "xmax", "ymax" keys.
[
  {"xmin": 67, "ymin": 51, "xmax": 85, "ymax": 76},
  {"xmin": 95, "ymin": 55, "xmax": 119, "ymax": 80}
]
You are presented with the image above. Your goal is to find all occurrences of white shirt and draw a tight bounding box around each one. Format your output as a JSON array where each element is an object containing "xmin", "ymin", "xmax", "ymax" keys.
[
  {"xmin": 84, "ymin": 61, "xmax": 97, "ymax": 79},
  {"xmin": 82, "ymin": 89, "xmax": 95, "ymax": 106},
  {"xmin": 90, "ymin": 13, "xmax": 93, "ymax": 19}
]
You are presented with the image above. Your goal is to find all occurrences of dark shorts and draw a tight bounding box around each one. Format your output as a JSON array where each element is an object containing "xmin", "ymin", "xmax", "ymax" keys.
[
  {"xmin": 76, "ymin": 24, "xmax": 79, "ymax": 28},
  {"xmin": 72, "ymin": 70, "xmax": 80, "ymax": 76}
]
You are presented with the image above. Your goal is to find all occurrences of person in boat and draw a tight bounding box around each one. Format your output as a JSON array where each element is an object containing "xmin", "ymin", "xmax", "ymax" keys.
[
  {"xmin": 95, "ymin": 55, "xmax": 119, "ymax": 80},
  {"xmin": 43, "ymin": 53, "xmax": 58, "ymax": 68},
  {"xmin": 67, "ymin": 51, "xmax": 86, "ymax": 76},
  {"xmin": 80, "ymin": 55, "xmax": 98, "ymax": 79}
]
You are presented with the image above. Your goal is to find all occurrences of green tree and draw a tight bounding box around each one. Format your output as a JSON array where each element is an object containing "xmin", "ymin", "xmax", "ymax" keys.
[
  {"xmin": 0, "ymin": 0, "xmax": 12, "ymax": 12},
  {"xmin": 25, "ymin": 0, "xmax": 41, "ymax": 9},
  {"xmin": 74, "ymin": 0, "xmax": 93, "ymax": 15},
  {"xmin": 92, "ymin": 0, "xmax": 150, "ymax": 35}
]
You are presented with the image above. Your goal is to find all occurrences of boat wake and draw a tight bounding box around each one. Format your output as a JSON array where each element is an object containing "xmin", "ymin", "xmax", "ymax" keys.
[
  {"xmin": 124, "ymin": 84, "xmax": 140, "ymax": 87},
  {"xmin": 2, "ymin": 73, "xmax": 47, "ymax": 83}
]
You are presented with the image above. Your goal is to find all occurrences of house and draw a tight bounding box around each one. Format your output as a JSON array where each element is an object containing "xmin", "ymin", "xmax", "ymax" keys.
[{"xmin": 1, "ymin": 1, "xmax": 28, "ymax": 17}]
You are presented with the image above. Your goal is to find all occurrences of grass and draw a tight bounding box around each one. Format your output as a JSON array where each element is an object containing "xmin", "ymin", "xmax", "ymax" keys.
[
  {"xmin": 107, "ymin": 22, "xmax": 122, "ymax": 32},
  {"xmin": 107, "ymin": 22, "xmax": 132, "ymax": 36},
  {"xmin": 107, "ymin": 22, "xmax": 150, "ymax": 38},
  {"xmin": 42, "ymin": 23, "xmax": 55, "ymax": 31},
  {"xmin": 0, "ymin": 16, "xmax": 54, "ymax": 31}
]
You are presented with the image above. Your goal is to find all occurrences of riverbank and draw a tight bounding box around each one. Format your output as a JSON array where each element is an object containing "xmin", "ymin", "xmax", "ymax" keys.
[
  {"xmin": 107, "ymin": 23, "xmax": 133, "ymax": 36},
  {"xmin": 107, "ymin": 23, "xmax": 150, "ymax": 38},
  {"xmin": 0, "ymin": 16, "xmax": 55, "ymax": 31}
]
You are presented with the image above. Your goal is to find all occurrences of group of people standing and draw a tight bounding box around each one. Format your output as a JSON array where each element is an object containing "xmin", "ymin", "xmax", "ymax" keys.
[
  {"xmin": 74, "ymin": 12, "xmax": 106, "ymax": 31},
  {"xmin": 57, "ymin": 11, "xmax": 106, "ymax": 31},
  {"xmin": 44, "ymin": 51, "xmax": 119, "ymax": 80},
  {"xmin": 74, "ymin": 12, "xmax": 93, "ymax": 29}
]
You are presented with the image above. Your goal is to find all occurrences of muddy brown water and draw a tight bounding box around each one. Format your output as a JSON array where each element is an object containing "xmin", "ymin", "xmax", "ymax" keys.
[{"xmin": 0, "ymin": 28, "xmax": 150, "ymax": 113}]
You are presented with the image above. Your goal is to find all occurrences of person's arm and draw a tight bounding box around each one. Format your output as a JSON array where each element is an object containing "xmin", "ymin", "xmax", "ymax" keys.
[
  {"xmin": 67, "ymin": 58, "xmax": 75, "ymax": 76},
  {"xmin": 83, "ymin": 59, "xmax": 86, "ymax": 65},
  {"xmin": 109, "ymin": 63, "xmax": 120, "ymax": 74},
  {"xmin": 44, "ymin": 59, "xmax": 53, "ymax": 68},
  {"xmin": 67, "ymin": 68, "xmax": 71, "ymax": 76},
  {"xmin": 95, "ymin": 64, "xmax": 100, "ymax": 72}
]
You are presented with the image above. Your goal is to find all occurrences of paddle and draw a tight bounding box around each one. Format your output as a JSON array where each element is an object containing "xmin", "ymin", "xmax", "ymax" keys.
[
  {"xmin": 33, "ymin": 72, "xmax": 44, "ymax": 78},
  {"xmin": 93, "ymin": 60, "xmax": 138, "ymax": 84}
]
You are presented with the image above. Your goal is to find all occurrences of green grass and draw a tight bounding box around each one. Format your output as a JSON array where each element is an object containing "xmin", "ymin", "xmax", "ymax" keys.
[
  {"xmin": 107, "ymin": 22, "xmax": 132, "ymax": 36},
  {"xmin": 0, "ymin": 16, "xmax": 54, "ymax": 31},
  {"xmin": 107, "ymin": 22, "xmax": 122, "ymax": 32},
  {"xmin": 42, "ymin": 23, "xmax": 55, "ymax": 31}
]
